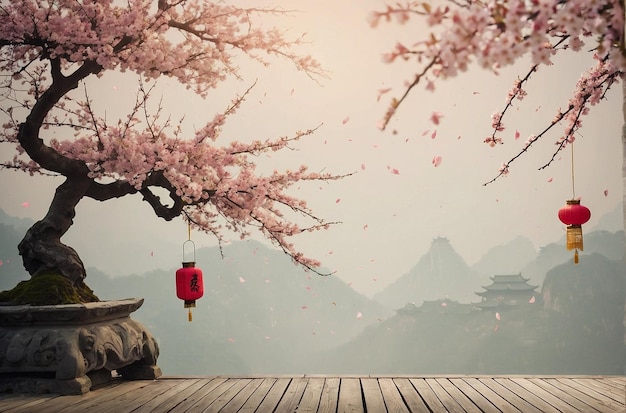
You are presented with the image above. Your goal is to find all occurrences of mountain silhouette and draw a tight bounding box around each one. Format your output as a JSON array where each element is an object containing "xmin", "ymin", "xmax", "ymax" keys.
[{"xmin": 373, "ymin": 237, "xmax": 481, "ymax": 309}]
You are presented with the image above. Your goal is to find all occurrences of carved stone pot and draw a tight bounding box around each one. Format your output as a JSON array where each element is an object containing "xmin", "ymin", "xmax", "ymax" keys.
[{"xmin": 0, "ymin": 298, "xmax": 161, "ymax": 395}]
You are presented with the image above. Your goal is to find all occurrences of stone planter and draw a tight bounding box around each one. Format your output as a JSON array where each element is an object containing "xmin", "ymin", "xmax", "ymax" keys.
[{"xmin": 0, "ymin": 298, "xmax": 161, "ymax": 394}]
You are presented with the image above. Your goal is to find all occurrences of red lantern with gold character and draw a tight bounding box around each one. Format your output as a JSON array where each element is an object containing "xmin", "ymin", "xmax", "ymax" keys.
[
  {"xmin": 558, "ymin": 199, "xmax": 591, "ymax": 264},
  {"xmin": 176, "ymin": 240, "xmax": 204, "ymax": 321}
]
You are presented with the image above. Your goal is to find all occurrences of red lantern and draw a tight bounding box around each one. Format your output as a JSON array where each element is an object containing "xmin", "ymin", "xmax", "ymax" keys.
[
  {"xmin": 175, "ymin": 240, "xmax": 204, "ymax": 321},
  {"xmin": 558, "ymin": 199, "xmax": 591, "ymax": 264}
]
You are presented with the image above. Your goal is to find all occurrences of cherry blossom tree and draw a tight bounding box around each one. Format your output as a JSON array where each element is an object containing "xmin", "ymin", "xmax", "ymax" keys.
[
  {"xmin": 370, "ymin": 0, "xmax": 625, "ymax": 220},
  {"xmin": 0, "ymin": 0, "xmax": 344, "ymax": 298}
]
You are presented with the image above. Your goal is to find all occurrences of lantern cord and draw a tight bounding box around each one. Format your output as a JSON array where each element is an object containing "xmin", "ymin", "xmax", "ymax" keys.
[
  {"xmin": 188, "ymin": 220, "xmax": 191, "ymax": 241},
  {"xmin": 570, "ymin": 141, "xmax": 576, "ymax": 199}
]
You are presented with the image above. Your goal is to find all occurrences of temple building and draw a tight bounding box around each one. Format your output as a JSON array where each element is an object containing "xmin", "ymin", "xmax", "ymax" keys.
[{"xmin": 474, "ymin": 273, "xmax": 538, "ymax": 310}]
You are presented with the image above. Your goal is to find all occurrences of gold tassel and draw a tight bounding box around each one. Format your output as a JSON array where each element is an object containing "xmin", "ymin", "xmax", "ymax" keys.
[
  {"xmin": 188, "ymin": 308, "xmax": 193, "ymax": 322},
  {"xmin": 574, "ymin": 250, "xmax": 579, "ymax": 264},
  {"xmin": 566, "ymin": 225, "xmax": 584, "ymax": 251}
]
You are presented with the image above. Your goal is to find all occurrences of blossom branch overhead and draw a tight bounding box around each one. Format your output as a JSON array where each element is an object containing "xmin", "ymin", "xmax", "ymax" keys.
[{"xmin": 372, "ymin": 0, "xmax": 626, "ymax": 183}]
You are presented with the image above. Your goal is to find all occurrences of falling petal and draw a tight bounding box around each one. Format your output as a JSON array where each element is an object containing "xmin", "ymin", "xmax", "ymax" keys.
[
  {"xmin": 336, "ymin": 198, "xmax": 341, "ymax": 203},
  {"xmin": 547, "ymin": 177, "xmax": 553, "ymax": 183},
  {"xmin": 228, "ymin": 337, "xmax": 235, "ymax": 343},
  {"xmin": 494, "ymin": 325, "xmax": 499, "ymax": 332},
  {"xmin": 457, "ymin": 135, "xmax": 462, "ymax": 140},
  {"xmin": 495, "ymin": 312, "xmax": 501, "ymax": 321},
  {"xmin": 514, "ymin": 130, "xmax": 520, "ymax": 140},
  {"xmin": 0, "ymin": 260, "xmax": 2, "ymax": 266},
  {"xmin": 432, "ymin": 156, "xmax": 442, "ymax": 167},
  {"xmin": 21, "ymin": 202, "xmax": 29, "ymax": 208},
  {"xmin": 301, "ymin": 305, "xmax": 308, "ymax": 310},
  {"xmin": 363, "ymin": 224, "xmax": 368, "ymax": 231},
  {"xmin": 265, "ymin": 336, "xmax": 271, "ymax": 340},
  {"xmin": 431, "ymin": 130, "xmax": 437, "ymax": 139},
  {"xmin": 290, "ymin": 88, "xmax": 295, "ymax": 95},
  {"xmin": 529, "ymin": 296, "xmax": 536, "ymax": 304},
  {"xmin": 430, "ymin": 112, "xmax": 443, "ymax": 125},
  {"xmin": 264, "ymin": 279, "xmax": 270, "ymax": 283},
  {"xmin": 372, "ymin": 277, "xmax": 377, "ymax": 282},
  {"xmin": 332, "ymin": 301, "xmax": 336, "ymax": 306},
  {"xmin": 604, "ymin": 189, "xmax": 609, "ymax": 196},
  {"xmin": 239, "ymin": 276, "xmax": 246, "ymax": 283},
  {"xmin": 342, "ymin": 116, "xmax": 350, "ymax": 125},
  {"xmin": 356, "ymin": 312, "xmax": 363, "ymax": 319},
  {"xmin": 473, "ymin": 91, "xmax": 480, "ymax": 95},
  {"xmin": 347, "ymin": 282, "xmax": 353, "ymax": 287},
  {"xmin": 390, "ymin": 168, "xmax": 400, "ymax": 175},
  {"xmin": 421, "ymin": 130, "xmax": 429, "ymax": 137},
  {"xmin": 150, "ymin": 251, "xmax": 154, "ymax": 257},
  {"xmin": 305, "ymin": 286, "xmax": 311, "ymax": 291},
  {"xmin": 360, "ymin": 163, "xmax": 366, "ymax": 170}
]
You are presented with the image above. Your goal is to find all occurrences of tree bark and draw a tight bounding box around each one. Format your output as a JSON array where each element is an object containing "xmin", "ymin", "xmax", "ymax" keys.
[{"xmin": 18, "ymin": 177, "xmax": 91, "ymax": 286}]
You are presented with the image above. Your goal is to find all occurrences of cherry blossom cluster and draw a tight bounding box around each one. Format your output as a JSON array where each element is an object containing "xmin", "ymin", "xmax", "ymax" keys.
[
  {"xmin": 371, "ymin": 0, "xmax": 626, "ymax": 180},
  {"xmin": 0, "ymin": 0, "xmax": 339, "ymax": 273}
]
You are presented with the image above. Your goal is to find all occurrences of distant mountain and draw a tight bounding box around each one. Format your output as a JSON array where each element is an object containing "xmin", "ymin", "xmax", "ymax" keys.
[
  {"xmin": 315, "ymin": 252, "xmax": 625, "ymax": 375},
  {"xmin": 86, "ymin": 239, "xmax": 391, "ymax": 375},
  {"xmin": 589, "ymin": 202, "xmax": 624, "ymax": 233},
  {"xmin": 521, "ymin": 229, "xmax": 625, "ymax": 285},
  {"xmin": 373, "ymin": 237, "xmax": 481, "ymax": 309},
  {"xmin": 471, "ymin": 235, "xmax": 537, "ymax": 281}
]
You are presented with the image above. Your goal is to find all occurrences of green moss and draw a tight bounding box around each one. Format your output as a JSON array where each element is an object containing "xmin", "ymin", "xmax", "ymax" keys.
[{"xmin": 0, "ymin": 271, "xmax": 100, "ymax": 305}]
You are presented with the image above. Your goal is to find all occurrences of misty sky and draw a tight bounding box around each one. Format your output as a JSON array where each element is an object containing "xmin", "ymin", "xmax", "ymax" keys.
[{"xmin": 0, "ymin": 1, "xmax": 623, "ymax": 297}]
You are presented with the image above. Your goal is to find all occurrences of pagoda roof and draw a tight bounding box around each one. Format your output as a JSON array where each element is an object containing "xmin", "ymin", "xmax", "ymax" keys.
[{"xmin": 477, "ymin": 273, "xmax": 538, "ymax": 293}]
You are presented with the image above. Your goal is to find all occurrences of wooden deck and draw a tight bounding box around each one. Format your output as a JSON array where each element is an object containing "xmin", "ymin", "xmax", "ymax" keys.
[{"xmin": 0, "ymin": 375, "xmax": 624, "ymax": 412}]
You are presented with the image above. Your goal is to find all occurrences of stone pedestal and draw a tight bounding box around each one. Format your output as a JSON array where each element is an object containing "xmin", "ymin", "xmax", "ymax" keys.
[{"xmin": 0, "ymin": 298, "xmax": 161, "ymax": 394}]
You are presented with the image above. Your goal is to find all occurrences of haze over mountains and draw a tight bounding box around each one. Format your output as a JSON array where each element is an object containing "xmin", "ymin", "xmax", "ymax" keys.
[{"xmin": 1, "ymin": 207, "xmax": 624, "ymax": 375}]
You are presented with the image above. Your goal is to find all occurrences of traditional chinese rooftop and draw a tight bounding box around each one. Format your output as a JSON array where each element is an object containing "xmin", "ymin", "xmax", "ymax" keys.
[{"xmin": 1, "ymin": 375, "xmax": 624, "ymax": 412}]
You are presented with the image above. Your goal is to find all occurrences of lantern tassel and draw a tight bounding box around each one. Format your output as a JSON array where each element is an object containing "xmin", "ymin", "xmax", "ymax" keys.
[
  {"xmin": 574, "ymin": 250, "xmax": 579, "ymax": 264},
  {"xmin": 188, "ymin": 308, "xmax": 193, "ymax": 322},
  {"xmin": 566, "ymin": 225, "xmax": 584, "ymax": 251}
]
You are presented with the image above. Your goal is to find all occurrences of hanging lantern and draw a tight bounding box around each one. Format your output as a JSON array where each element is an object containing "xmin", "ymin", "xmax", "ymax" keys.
[
  {"xmin": 175, "ymin": 240, "xmax": 204, "ymax": 321},
  {"xmin": 558, "ymin": 199, "xmax": 591, "ymax": 264}
]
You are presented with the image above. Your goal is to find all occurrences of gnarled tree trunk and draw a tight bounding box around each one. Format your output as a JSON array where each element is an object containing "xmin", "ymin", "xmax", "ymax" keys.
[{"xmin": 18, "ymin": 177, "xmax": 90, "ymax": 286}]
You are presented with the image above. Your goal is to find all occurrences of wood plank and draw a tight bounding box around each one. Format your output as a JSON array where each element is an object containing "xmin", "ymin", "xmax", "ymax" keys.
[
  {"xmin": 409, "ymin": 378, "xmax": 448, "ymax": 412},
  {"xmin": 217, "ymin": 378, "xmax": 263, "ymax": 413},
  {"xmin": 360, "ymin": 379, "xmax": 386, "ymax": 412},
  {"xmin": 296, "ymin": 377, "xmax": 325, "ymax": 413},
  {"xmin": 180, "ymin": 378, "xmax": 240, "ymax": 412},
  {"xmin": 0, "ymin": 394, "xmax": 58, "ymax": 412},
  {"xmin": 424, "ymin": 378, "xmax": 465, "ymax": 413},
  {"xmin": 509, "ymin": 377, "xmax": 589, "ymax": 413},
  {"xmin": 529, "ymin": 378, "xmax": 606, "ymax": 413},
  {"xmin": 44, "ymin": 378, "xmax": 151, "ymax": 413},
  {"xmin": 461, "ymin": 377, "xmax": 522, "ymax": 413},
  {"xmin": 571, "ymin": 378, "xmax": 625, "ymax": 402},
  {"xmin": 393, "ymin": 378, "xmax": 431, "ymax": 412},
  {"xmin": 201, "ymin": 378, "xmax": 253, "ymax": 413},
  {"xmin": 478, "ymin": 378, "xmax": 544, "ymax": 413},
  {"xmin": 86, "ymin": 379, "xmax": 180, "ymax": 413},
  {"xmin": 274, "ymin": 377, "xmax": 308, "ymax": 413},
  {"xmin": 498, "ymin": 377, "xmax": 576, "ymax": 412},
  {"xmin": 317, "ymin": 377, "xmax": 340, "ymax": 413},
  {"xmin": 255, "ymin": 378, "xmax": 292, "ymax": 412},
  {"xmin": 337, "ymin": 378, "xmax": 363, "ymax": 413},
  {"xmin": 2, "ymin": 394, "xmax": 60, "ymax": 413},
  {"xmin": 378, "ymin": 378, "xmax": 410, "ymax": 413},
  {"xmin": 434, "ymin": 378, "xmax": 483, "ymax": 413},
  {"xmin": 556, "ymin": 378, "xmax": 624, "ymax": 412},
  {"xmin": 134, "ymin": 378, "xmax": 206, "ymax": 413},
  {"xmin": 447, "ymin": 378, "xmax": 502, "ymax": 413},
  {"xmin": 237, "ymin": 378, "xmax": 277, "ymax": 413},
  {"xmin": 154, "ymin": 378, "xmax": 228, "ymax": 413}
]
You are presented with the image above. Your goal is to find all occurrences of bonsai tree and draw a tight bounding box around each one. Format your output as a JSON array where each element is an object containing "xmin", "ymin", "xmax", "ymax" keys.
[{"xmin": 0, "ymin": 0, "xmax": 343, "ymax": 304}]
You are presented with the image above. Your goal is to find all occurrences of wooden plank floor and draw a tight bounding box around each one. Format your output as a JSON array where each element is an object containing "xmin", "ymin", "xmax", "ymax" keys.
[{"xmin": 0, "ymin": 376, "xmax": 623, "ymax": 412}]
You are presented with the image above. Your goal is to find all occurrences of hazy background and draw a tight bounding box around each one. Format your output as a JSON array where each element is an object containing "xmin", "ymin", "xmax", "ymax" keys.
[{"xmin": 0, "ymin": 1, "xmax": 623, "ymax": 299}]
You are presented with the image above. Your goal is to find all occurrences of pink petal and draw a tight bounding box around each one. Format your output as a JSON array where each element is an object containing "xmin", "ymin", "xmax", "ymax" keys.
[
  {"xmin": 432, "ymin": 156, "xmax": 442, "ymax": 167},
  {"xmin": 21, "ymin": 202, "xmax": 29, "ymax": 208},
  {"xmin": 363, "ymin": 224, "xmax": 368, "ymax": 231},
  {"xmin": 0, "ymin": 260, "xmax": 3, "ymax": 266},
  {"xmin": 336, "ymin": 198, "xmax": 341, "ymax": 203},
  {"xmin": 529, "ymin": 296, "xmax": 536, "ymax": 304},
  {"xmin": 421, "ymin": 130, "xmax": 429, "ymax": 137},
  {"xmin": 356, "ymin": 312, "xmax": 363, "ymax": 319},
  {"xmin": 547, "ymin": 177, "xmax": 553, "ymax": 183},
  {"xmin": 495, "ymin": 312, "xmax": 501, "ymax": 321},
  {"xmin": 604, "ymin": 189, "xmax": 609, "ymax": 196},
  {"xmin": 514, "ymin": 130, "xmax": 520, "ymax": 140},
  {"xmin": 228, "ymin": 337, "xmax": 235, "ymax": 343},
  {"xmin": 430, "ymin": 112, "xmax": 443, "ymax": 125},
  {"xmin": 360, "ymin": 163, "xmax": 366, "ymax": 170},
  {"xmin": 390, "ymin": 168, "xmax": 400, "ymax": 175},
  {"xmin": 239, "ymin": 276, "xmax": 246, "ymax": 283},
  {"xmin": 431, "ymin": 130, "xmax": 437, "ymax": 139},
  {"xmin": 290, "ymin": 88, "xmax": 295, "ymax": 95},
  {"xmin": 342, "ymin": 116, "xmax": 350, "ymax": 125},
  {"xmin": 301, "ymin": 305, "xmax": 308, "ymax": 310}
]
